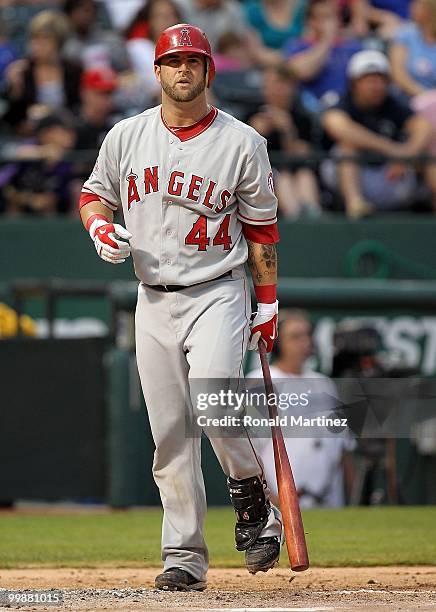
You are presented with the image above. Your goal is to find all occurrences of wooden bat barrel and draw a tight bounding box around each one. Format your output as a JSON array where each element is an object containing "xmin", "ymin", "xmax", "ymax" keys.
[{"xmin": 258, "ymin": 341, "xmax": 310, "ymax": 572}]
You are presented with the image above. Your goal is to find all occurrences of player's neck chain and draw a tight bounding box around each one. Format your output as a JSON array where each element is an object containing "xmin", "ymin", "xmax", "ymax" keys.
[{"xmin": 164, "ymin": 105, "xmax": 212, "ymax": 130}]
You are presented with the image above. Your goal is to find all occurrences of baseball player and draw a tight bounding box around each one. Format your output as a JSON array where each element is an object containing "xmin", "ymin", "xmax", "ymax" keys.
[{"xmin": 79, "ymin": 24, "xmax": 281, "ymax": 591}]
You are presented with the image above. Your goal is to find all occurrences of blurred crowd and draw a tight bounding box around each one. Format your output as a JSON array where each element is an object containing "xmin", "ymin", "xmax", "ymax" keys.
[{"xmin": 1, "ymin": 0, "xmax": 436, "ymax": 218}]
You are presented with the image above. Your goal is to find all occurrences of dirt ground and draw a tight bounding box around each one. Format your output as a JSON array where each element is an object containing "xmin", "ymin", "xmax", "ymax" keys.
[{"xmin": 1, "ymin": 566, "xmax": 436, "ymax": 611}]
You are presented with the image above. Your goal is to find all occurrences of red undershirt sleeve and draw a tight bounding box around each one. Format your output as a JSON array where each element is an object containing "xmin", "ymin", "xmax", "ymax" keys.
[{"xmin": 241, "ymin": 221, "xmax": 279, "ymax": 244}]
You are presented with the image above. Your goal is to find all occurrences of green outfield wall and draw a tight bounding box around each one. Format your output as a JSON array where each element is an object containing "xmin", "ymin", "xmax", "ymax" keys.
[{"xmin": 2, "ymin": 214, "xmax": 436, "ymax": 284}]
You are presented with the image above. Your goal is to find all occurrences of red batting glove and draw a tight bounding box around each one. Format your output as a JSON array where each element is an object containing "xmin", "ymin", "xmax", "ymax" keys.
[
  {"xmin": 88, "ymin": 217, "xmax": 132, "ymax": 265},
  {"xmin": 248, "ymin": 300, "xmax": 278, "ymax": 353}
]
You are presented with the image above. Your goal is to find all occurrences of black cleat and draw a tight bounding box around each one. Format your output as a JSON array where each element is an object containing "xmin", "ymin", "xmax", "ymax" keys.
[
  {"xmin": 245, "ymin": 536, "xmax": 280, "ymax": 574},
  {"xmin": 154, "ymin": 567, "xmax": 207, "ymax": 591}
]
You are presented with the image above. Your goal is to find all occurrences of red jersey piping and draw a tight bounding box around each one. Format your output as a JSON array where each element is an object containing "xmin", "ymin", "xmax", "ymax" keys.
[{"xmin": 238, "ymin": 212, "xmax": 277, "ymax": 223}]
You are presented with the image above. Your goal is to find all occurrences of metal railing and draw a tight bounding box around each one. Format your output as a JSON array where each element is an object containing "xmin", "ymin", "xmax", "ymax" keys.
[{"xmin": 10, "ymin": 277, "xmax": 436, "ymax": 341}]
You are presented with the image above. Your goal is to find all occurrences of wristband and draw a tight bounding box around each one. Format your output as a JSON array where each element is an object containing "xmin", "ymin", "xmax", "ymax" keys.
[
  {"xmin": 86, "ymin": 214, "xmax": 109, "ymax": 237},
  {"xmin": 254, "ymin": 284, "xmax": 276, "ymax": 304},
  {"xmin": 257, "ymin": 300, "xmax": 278, "ymax": 316}
]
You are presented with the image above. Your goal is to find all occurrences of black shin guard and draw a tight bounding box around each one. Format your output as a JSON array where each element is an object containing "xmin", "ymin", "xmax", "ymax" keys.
[{"xmin": 227, "ymin": 476, "xmax": 270, "ymax": 551}]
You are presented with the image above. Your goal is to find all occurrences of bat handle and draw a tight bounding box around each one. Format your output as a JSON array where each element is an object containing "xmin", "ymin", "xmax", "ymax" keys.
[{"xmin": 258, "ymin": 340, "xmax": 272, "ymax": 393}]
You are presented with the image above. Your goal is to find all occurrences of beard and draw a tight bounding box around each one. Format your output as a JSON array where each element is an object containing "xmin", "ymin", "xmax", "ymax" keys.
[{"xmin": 161, "ymin": 78, "xmax": 206, "ymax": 102}]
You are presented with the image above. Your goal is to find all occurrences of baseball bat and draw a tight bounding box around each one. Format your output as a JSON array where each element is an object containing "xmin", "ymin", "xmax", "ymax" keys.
[{"xmin": 258, "ymin": 341, "xmax": 309, "ymax": 572}]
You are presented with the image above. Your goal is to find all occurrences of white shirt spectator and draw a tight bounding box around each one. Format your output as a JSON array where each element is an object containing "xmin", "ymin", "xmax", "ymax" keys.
[
  {"xmin": 127, "ymin": 37, "xmax": 161, "ymax": 97},
  {"xmin": 99, "ymin": 0, "xmax": 145, "ymax": 31},
  {"xmin": 247, "ymin": 364, "xmax": 355, "ymax": 508}
]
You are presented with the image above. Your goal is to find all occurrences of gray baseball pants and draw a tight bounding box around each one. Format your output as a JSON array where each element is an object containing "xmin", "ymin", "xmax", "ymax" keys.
[{"xmin": 135, "ymin": 268, "xmax": 281, "ymax": 582}]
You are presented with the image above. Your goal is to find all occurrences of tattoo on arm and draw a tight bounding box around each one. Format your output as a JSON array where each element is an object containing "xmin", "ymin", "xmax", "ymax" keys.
[
  {"xmin": 247, "ymin": 240, "xmax": 262, "ymax": 283},
  {"xmin": 261, "ymin": 244, "xmax": 277, "ymax": 270},
  {"xmin": 247, "ymin": 240, "xmax": 277, "ymax": 284}
]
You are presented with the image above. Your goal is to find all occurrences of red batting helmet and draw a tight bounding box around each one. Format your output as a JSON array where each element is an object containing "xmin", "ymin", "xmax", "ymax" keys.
[{"xmin": 154, "ymin": 23, "xmax": 215, "ymax": 87}]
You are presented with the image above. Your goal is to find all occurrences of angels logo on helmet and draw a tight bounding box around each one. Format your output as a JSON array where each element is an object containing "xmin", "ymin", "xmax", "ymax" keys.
[{"xmin": 179, "ymin": 28, "xmax": 193, "ymax": 47}]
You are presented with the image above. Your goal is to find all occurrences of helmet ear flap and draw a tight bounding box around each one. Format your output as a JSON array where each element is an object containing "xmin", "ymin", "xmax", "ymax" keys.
[
  {"xmin": 206, "ymin": 58, "xmax": 211, "ymax": 88},
  {"xmin": 206, "ymin": 57, "xmax": 216, "ymax": 88}
]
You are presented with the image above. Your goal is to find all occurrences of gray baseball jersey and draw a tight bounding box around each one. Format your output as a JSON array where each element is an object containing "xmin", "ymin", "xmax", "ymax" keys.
[{"xmin": 82, "ymin": 105, "xmax": 277, "ymax": 286}]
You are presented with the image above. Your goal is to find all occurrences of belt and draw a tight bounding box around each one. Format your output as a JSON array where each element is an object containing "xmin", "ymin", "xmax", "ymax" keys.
[{"xmin": 147, "ymin": 271, "xmax": 232, "ymax": 292}]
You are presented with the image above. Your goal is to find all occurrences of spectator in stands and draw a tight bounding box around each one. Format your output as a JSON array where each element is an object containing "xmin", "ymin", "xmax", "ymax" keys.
[
  {"xmin": 371, "ymin": 0, "xmax": 411, "ymax": 19},
  {"xmin": 363, "ymin": 0, "xmax": 410, "ymax": 38},
  {"xmin": 247, "ymin": 309, "xmax": 355, "ymax": 509},
  {"xmin": 337, "ymin": 0, "xmax": 371, "ymax": 38},
  {"xmin": 125, "ymin": 0, "xmax": 183, "ymax": 100},
  {"xmin": 2, "ymin": 112, "xmax": 76, "ymax": 216},
  {"xmin": 0, "ymin": 20, "xmax": 18, "ymax": 89},
  {"xmin": 180, "ymin": 0, "xmax": 250, "ymax": 50},
  {"xmin": 125, "ymin": 0, "xmax": 183, "ymax": 40},
  {"xmin": 284, "ymin": 0, "xmax": 362, "ymax": 110},
  {"xmin": 75, "ymin": 67, "xmax": 118, "ymax": 151},
  {"xmin": 100, "ymin": 0, "xmax": 145, "ymax": 32},
  {"xmin": 214, "ymin": 31, "xmax": 256, "ymax": 72},
  {"xmin": 72, "ymin": 67, "xmax": 119, "ymax": 191},
  {"xmin": 390, "ymin": 0, "xmax": 436, "ymax": 97},
  {"xmin": 244, "ymin": 0, "xmax": 306, "ymax": 49},
  {"xmin": 379, "ymin": 0, "xmax": 436, "ymax": 184},
  {"xmin": 322, "ymin": 50, "xmax": 433, "ymax": 217},
  {"xmin": 64, "ymin": 0, "xmax": 155, "ymax": 115},
  {"xmin": 2, "ymin": 10, "xmax": 81, "ymax": 132},
  {"xmin": 62, "ymin": 0, "xmax": 130, "ymax": 72},
  {"xmin": 180, "ymin": 0, "xmax": 281, "ymax": 65},
  {"xmin": 411, "ymin": 91, "xmax": 436, "ymax": 199},
  {"xmin": 248, "ymin": 64, "xmax": 320, "ymax": 217}
]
